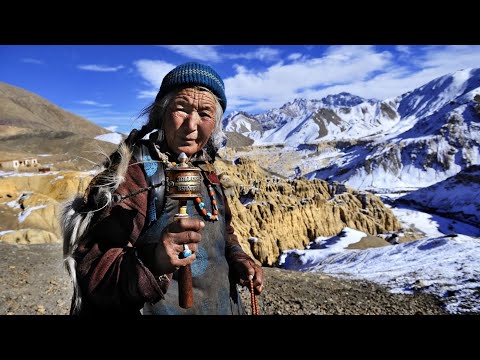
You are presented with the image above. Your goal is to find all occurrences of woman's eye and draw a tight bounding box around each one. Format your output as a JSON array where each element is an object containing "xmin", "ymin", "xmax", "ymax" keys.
[
  {"xmin": 200, "ymin": 111, "xmax": 212, "ymax": 118},
  {"xmin": 173, "ymin": 108, "xmax": 188, "ymax": 115}
]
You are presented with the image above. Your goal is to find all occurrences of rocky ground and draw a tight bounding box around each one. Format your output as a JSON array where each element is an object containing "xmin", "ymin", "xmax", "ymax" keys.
[
  {"xmin": 0, "ymin": 242, "xmax": 448, "ymax": 315},
  {"xmin": 239, "ymin": 268, "xmax": 447, "ymax": 315},
  {"xmin": 0, "ymin": 243, "xmax": 71, "ymax": 315}
]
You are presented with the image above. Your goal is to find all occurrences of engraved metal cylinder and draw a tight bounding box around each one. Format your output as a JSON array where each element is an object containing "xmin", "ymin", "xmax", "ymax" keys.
[{"xmin": 165, "ymin": 167, "xmax": 202, "ymax": 199}]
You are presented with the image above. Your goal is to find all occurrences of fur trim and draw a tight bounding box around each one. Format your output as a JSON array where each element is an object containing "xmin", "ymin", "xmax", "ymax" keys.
[
  {"xmin": 60, "ymin": 196, "xmax": 92, "ymax": 314},
  {"xmin": 60, "ymin": 141, "xmax": 133, "ymax": 314},
  {"xmin": 90, "ymin": 142, "xmax": 132, "ymax": 211},
  {"xmin": 114, "ymin": 142, "xmax": 132, "ymax": 188}
]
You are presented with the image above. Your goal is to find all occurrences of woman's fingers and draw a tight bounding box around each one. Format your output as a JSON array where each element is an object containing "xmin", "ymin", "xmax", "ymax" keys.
[
  {"xmin": 253, "ymin": 267, "xmax": 264, "ymax": 295},
  {"xmin": 164, "ymin": 218, "xmax": 204, "ymax": 246},
  {"xmin": 171, "ymin": 252, "xmax": 197, "ymax": 267},
  {"xmin": 237, "ymin": 261, "xmax": 264, "ymax": 295},
  {"xmin": 172, "ymin": 243, "xmax": 198, "ymax": 256},
  {"xmin": 168, "ymin": 218, "xmax": 205, "ymax": 233}
]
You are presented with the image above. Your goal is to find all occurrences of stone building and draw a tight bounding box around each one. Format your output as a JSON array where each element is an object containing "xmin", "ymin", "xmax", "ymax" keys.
[{"xmin": 0, "ymin": 158, "xmax": 38, "ymax": 171}]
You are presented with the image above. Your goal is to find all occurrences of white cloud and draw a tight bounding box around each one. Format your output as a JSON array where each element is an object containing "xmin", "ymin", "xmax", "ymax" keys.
[
  {"xmin": 395, "ymin": 45, "xmax": 412, "ymax": 55},
  {"xmin": 287, "ymin": 53, "xmax": 303, "ymax": 61},
  {"xmin": 134, "ymin": 59, "xmax": 176, "ymax": 99},
  {"xmin": 224, "ymin": 45, "xmax": 480, "ymax": 114},
  {"xmin": 225, "ymin": 45, "xmax": 393, "ymax": 113},
  {"xmin": 21, "ymin": 58, "xmax": 43, "ymax": 65},
  {"xmin": 137, "ymin": 90, "xmax": 158, "ymax": 99},
  {"xmin": 132, "ymin": 45, "xmax": 480, "ymax": 116},
  {"xmin": 339, "ymin": 45, "xmax": 480, "ymax": 101},
  {"xmin": 134, "ymin": 59, "xmax": 175, "ymax": 89},
  {"xmin": 419, "ymin": 45, "xmax": 480, "ymax": 73},
  {"xmin": 76, "ymin": 100, "xmax": 112, "ymax": 107},
  {"xmin": 162, "ymin": 45, "xmax": 281, "ymax": 63},
  {"xmin": 77, "ymin": 64, "xmax": 125, "ymax": 72},
  {"xmin": 225, "ymin": 47, "xmax": 280, "ymax": 62},
  {"xmin": 161, "ymin": 45, "xmax": 221, "ymax": 62}
]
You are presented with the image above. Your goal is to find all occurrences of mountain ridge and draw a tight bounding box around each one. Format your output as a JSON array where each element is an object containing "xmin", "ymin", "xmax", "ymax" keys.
[
  {"xmin": 0, "ymin": 81, "xmax": 109, "ymax": 138},
  {"xmin": 224, "ymin": 68, "xmax": 480, "ymax": 193}
]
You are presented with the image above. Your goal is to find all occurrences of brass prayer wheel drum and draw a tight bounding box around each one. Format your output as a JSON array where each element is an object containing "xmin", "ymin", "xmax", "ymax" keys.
[{"xmin": 165, "ymin": 153, "xmax": 202, "ymax": 199}]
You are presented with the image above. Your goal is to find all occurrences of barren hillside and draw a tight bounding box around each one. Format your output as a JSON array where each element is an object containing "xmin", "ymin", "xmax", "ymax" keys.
[{"xmin": 0, "ymin": 81, "xmax": 118, "ymax": 170}]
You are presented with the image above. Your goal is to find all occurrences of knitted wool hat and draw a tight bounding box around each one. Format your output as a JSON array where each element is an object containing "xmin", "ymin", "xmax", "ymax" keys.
[{"xmin": 155, "ymin": 62, "xmax": 227, "ymax": 112}]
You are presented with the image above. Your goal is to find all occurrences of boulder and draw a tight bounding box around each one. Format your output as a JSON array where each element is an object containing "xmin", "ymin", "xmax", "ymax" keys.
[{"xmin": 0, "ymin": 229, "xmax": 58, "ymax": 244}]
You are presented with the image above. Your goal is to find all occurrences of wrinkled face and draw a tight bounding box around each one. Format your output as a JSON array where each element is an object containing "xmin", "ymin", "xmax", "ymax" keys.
[{"xmin": 163, "ymin": 87, "xmax": 217, "ymax": 158}]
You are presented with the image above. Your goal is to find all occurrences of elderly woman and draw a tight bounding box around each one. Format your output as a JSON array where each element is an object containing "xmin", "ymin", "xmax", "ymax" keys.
[{"xmin": 62, "ymin": 62, "xmax": 264, "ymax": 315}]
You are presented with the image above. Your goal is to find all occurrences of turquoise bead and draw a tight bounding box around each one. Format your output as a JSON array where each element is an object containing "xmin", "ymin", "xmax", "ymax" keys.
[{"xmin": 193, "ymin": 180, "xmax": 219, "ymax": 222}]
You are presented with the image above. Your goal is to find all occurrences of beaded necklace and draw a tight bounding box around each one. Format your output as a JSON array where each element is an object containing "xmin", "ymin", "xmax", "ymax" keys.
[
  {"xmin": 194, "ymin": 179, "xmax": 219, "ymax": 221},
  {"xmin": 169, "ymin": 161, "xmax": 219, "ymax": 222}
]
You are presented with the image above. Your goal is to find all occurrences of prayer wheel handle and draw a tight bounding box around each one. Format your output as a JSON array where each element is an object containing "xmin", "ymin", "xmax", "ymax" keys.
[{"xmin": 165, "ymin": 152, "xmax": 202, "ymax": 309}]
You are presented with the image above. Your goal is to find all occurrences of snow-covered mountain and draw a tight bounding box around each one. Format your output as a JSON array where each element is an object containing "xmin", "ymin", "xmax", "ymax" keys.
[
  {"xmin": 223, "ymin": 69, "xmax": 480, "ymax": 314},
  {"xmin": 279, "ymin": 225, "xmax": 480, "ymax": 314},
  {"xmin": 225, "ymin": 68, "xmax": 480, "ymax": 192},
  {"xmin": 225, "ymin": 92, "xmax": 388, "ymax": 146},
  {"xmin": 395, "ymin": 165, "xmax": 480, "ymax": 227}
]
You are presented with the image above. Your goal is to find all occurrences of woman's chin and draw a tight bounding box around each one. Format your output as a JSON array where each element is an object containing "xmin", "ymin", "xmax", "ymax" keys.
[{"xmin": 174, "ymin": 145, "xmax": 198, "ymax": 157}]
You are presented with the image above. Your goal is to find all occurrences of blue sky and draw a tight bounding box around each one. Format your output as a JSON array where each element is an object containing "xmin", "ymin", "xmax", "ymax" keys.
[{"xmin": 1, "ymin": 45, "xmax": 480, "ymax": 134}]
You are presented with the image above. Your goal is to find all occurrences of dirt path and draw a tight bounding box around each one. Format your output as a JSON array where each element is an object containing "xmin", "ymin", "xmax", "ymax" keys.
[{"xmin": 0, "ymin": 243, "xmax": 447, "ymax": 315}]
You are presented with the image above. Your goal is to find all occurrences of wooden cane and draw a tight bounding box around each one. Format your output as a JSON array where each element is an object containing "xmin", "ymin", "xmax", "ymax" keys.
[{"xmin": 165, "ymin": 153, "xmax": 202, "ymax": 309}]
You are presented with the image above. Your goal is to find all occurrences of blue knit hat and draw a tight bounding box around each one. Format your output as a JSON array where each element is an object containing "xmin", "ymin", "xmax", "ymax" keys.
[{"xmin": 155, "ymin": 62, "xmax": 227, "ymax": 112}]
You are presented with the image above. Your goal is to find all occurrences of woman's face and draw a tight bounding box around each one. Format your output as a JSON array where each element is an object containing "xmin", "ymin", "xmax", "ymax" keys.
[{"xmin": 163, "ymin": 87, "xmax": 217, "ymax": 158}]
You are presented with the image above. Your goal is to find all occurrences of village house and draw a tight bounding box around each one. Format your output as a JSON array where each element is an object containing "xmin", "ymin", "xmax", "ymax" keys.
[{"xmin": 0, "ymin": 158, "xmax": 38, "ymax": 171}]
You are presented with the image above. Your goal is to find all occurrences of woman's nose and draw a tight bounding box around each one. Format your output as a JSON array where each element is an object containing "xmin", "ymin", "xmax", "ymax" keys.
[{"xmin": 184, "ymin": 111, "xmax": 200, "ymax": 130}]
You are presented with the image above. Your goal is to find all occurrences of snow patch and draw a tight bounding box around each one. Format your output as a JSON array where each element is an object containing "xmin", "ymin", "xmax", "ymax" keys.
[
  {"xmin": 18, "ymin": 205, "xmax": 47, "ymax": 223},
  {"xmin": 95, "ymin": 132, "xmax": 123, "ymax": 144}
]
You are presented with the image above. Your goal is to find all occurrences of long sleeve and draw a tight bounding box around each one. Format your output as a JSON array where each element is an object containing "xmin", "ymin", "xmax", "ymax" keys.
[{"xmin": 73, "ymin": 161, "xmax": 165, "ymax": 315}]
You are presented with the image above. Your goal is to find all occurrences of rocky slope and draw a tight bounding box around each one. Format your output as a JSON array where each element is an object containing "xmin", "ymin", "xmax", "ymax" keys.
[
  {"xmin": 0, "ymin": 81, "xmax": 109, "ymax": 137},
  {"xmin": 1, "ymin": 157, "xmax": 402, "ymax": 267},
  {"xmin": 0, "ymin": 242, "xmax": 448, "ymax": 315},
  {"xmin": 396, "ymin": 164, "xmax": 480, "ymax": 226},
  {"xmin": 0, "ymin": 81, "xmax": 118, "ymax": 170},
  {"xmin": 0, "ymin": 171, "xmax": 92, "ymax": 243},
  {"xmin": 215, "ymin": 158, "xmax": 401, "ymax": 265}
]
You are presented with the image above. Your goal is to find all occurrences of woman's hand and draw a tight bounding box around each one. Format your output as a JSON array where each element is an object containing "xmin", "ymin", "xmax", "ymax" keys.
[
  {"xmin": 153, "ymin": 218, "xmax": 204, "ymax": 275},
  {"xmin": 231, "ymin": 252, "xmax": 264, "ymax": 295}
]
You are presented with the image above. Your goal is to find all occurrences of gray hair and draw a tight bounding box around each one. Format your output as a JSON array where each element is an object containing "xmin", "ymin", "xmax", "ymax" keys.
[{"xmin": 141, "ymin": 86, "xmax": 226, "ymax": 156}]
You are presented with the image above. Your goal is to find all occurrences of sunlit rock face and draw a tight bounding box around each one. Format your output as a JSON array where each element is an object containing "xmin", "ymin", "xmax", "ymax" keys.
[
  {"xmin": 0, "ymin": 171, "xmax": 92, "ymax": 244},
  {"xmin": 215, "ymin": 158, "xmax": 401, "ymax": 265}
]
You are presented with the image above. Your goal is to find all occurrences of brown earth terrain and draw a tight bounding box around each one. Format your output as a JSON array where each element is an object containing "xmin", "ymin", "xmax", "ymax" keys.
[
  {"xmin": 0, "ymin": 81, "xmax": 119, "ymax": 171},
  {"xmin": 0, "ymin": 81, "xmax": 109, "ymax": 137},
  {"xmin": 0, "ymin": 242, "xmax": 448, "ymax": 315}
]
